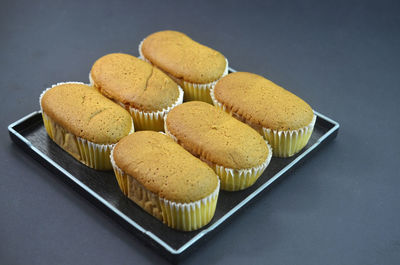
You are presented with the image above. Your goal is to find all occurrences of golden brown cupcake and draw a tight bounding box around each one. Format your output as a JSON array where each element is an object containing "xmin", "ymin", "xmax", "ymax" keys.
[
  {"xmin": 164, "ymin": 101, "xmax": 272, "ymax": 191},
  {"xmin": 90, "ymin": 53, "xmax": 183, "ymax": 131},
  {"xmin": 40, "ymin": 82, "xmax": 134, "ymax": 170},
  {"xmin": 211, "ymin": 72, "xmax": 316, "ymax": 157},
  {"xmin": 111, "ymin": 131, "xmax": 220, "ymax": 231},
  {"xmin": 139, "ymin": 30, "xmax": 228, "ymax": 103}
]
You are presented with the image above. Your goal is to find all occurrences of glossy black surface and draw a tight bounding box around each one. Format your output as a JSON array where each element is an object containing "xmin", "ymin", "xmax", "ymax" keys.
[{"xmin": 9, "ymin": 110, "xmax": 338, "ymax": 258}]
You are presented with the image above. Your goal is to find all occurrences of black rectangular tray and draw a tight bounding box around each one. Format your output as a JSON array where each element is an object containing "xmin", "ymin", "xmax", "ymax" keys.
[{"xmin": 8, "ymin": 90, "xmax": 339, "ymax": 261}]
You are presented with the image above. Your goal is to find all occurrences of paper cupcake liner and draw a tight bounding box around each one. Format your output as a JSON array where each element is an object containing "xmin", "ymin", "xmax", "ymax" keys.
[
  {"xmin": 262, "ymin": 115, "xmax": 316, "ymax": 157},
  {"xmin": 210, "ymin": 87, "xmax": 316, "ymax": 157},
  {"xmin": 212, "ymin": 143, "xmax": 272, "ymax": 191},
  {"xmin": 90, "ymin": 72, "xmax": 184, "ymax": 132},
  {"xmin": 139, "ymin": 40, "xmax": 229, "ymax": 104},
  {"xmin": 179, "ymin": 58, "xmax": 228, "ymax": 103},
  {"xmin": 110, "ymin": 148, "xmax": 220, "ymax": 231},
  {"xmin": 40, "ymin": 82, "xmax": 135, "ymax": 170},
  {"xmin": 164, "ymin": 116, "xmax": 272, "ymax": 191},
  {"xmin": 121, "ymin": 85, "xmax": 183, "ymax": 132}
]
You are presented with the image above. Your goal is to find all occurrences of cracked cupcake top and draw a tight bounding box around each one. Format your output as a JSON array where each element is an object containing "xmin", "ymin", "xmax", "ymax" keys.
[
  {"xmin": 40, "ymin": 83, "xmax": 132, "ymax": 144},
  {"xmin": 90, "ymin": 53, "xmax": 179, "ymax": 112},
  {"xmin": 165, "ymin": 101, "xmax": 269, "ymax": 169}
]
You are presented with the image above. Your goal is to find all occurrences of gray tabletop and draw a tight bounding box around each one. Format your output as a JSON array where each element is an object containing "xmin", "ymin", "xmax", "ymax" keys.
[{"xmin": 1, "ymin": 0, "xmax": 399, "ymax": 264}]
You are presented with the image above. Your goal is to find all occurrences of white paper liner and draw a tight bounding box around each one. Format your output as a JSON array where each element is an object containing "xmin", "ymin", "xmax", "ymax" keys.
[
  {"xmin": 213, "ymin": 142, "xmax": 272, "ymax": 191},
  {"xmin": 164, "ymin": 114, "xmax": 272, "ymax": 191},
  {"xmin": 110, "ymin": 147, "xmax": 220, "ymax": 231},
  {"xmin": 39, "ymin": 82, "xmax": 134, "ymax": 170},
  {"xmin": 121, "ymin": 85, "xmax": 183, "ymax": 131},
  {"xmin": 262, "ymin": 114, "xmax": 316, "ymax": 157},
  {"xmin": 89, "ymin": 71, "xmax": 184, "ymax": 131},
  {"xmin": 138, "ymin": 40, "xmax": 229, "ymax": 103},
  {"xmin": 210, "ymin": 86, "xmax": 316, "ymax": 157}
]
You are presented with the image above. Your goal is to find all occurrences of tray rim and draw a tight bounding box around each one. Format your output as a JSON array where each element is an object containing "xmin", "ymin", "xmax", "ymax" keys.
[{"xmin": 8, "ymin": 108, "xmax": 339, "ymax": 255}]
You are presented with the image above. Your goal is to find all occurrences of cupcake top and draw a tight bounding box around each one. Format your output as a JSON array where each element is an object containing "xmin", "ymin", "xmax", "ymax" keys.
[
  {"xmin": 41, "ymin": 83, "xmax": 133, "ymax": 144},
  {"xmin": 213, "ymin": 72, "xmax": 314, "ymax": 130},
  {"xmin": 141, "ymin": 30, "xmax": 226, "ymax": 84},
  {"xmin": 165, "ymin": 101, "xmax": 269, "ymax": 169},
  {"xmin": 113, "ymin": 131, "xmax": 219, "ymax": 203},
  {"xmin": 90, "ymin": 53, "xmax": 179, "ymax": 112}
]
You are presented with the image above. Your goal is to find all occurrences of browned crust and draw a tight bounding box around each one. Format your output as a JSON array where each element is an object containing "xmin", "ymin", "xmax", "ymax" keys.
[
  {"xmin": 113, "ymin": 131, "xmax": 219, "ymax": 202},
  {"xmin": 165, "ymin": 101, "xmax": 269, "ymax": 169},
  {"xmin": 141, "ymin": 30, "xmax": 226, "ymax": 84},
  {"xmin": 90, "ymin": 53, "xmax": 179, "ymax": 112},
  {"xmin": 41, "ymin": 83, "xmax": 132, "ymax": 144},
  {"xmin": 213, "ymin": 72, "xmax": 314, "ymax": 130}
]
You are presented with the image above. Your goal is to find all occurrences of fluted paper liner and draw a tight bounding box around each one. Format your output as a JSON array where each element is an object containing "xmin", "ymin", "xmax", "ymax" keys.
[
  {"xmin": 122, "ymin": 86, "xmax": 183, "ymax": 131},
  {"xmin": 164, "ymin": 115, "xmax": 272, "ymax": 191},
  {"xmin": 210, "ymin": 86, "xmax": 316, "ymax": 158},
  {"xmin": 40, "ymin": 82, "xmax": 135, "ymax": 170},
  {"xmin": 261, "ymin": 115, "xmax": 316, "ymax": 157},
  {"xmin": 110, "ymin": 147, "xmax": 220, "ymax": 231},
  {"xmin": 139, "ymin": 40, "xmax": 229, "ymax": 104},
  {"xmin": 90, "ymin": 72, "xmax": 184, "ymax": 132}
]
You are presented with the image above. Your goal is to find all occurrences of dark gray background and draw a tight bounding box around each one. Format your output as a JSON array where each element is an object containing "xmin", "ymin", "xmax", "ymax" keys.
[{"xmin": 1, "ymin": 0, "xmax": 399, "ymax": 264}]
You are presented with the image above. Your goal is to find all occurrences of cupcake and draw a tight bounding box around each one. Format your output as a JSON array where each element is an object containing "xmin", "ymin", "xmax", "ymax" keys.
[
  {"xmin": 111, "ymin": 131, "xmax": 220, "ymax": 231},
  {"xmin": 164, "ymin": 101, "xmax": 272, "ymax": 191},
  {"xmin": 211, "ymin": 72, "xmax": 316, "ymax": 157},
  {"xmin": 90, "ymin": 53, "xmax": 183, "ymax": 131},
  {"xmin": 139, "ymin": 30, "xmax": 228, "ymax": 104},
  {"xmin": 40, "ymin": 82, "xmax": 134, "ymax": 170}
]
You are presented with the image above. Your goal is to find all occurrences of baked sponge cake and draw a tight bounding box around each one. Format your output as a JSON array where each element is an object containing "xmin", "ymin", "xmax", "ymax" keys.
[
  {"xmin": 139, "ymin": 30, "xmax": 228, "ymax": 104},
  {"xmin": 40, "ymin": 82, "xmax": 134, "ymax": 170},
  {"xmin": 211, "ymin": 72, "xmax": 316, "ymax": 157},
  {"xmin": 111, "ymin": 131, "xmax": 219, "ymax": 231},
  {"xmin": 164, "ymin": 101, "xmax": 272, "ymax": 191},
  {"xmin": 90, "ymin": 53, "xmax": 183, "ymax": 131}
]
